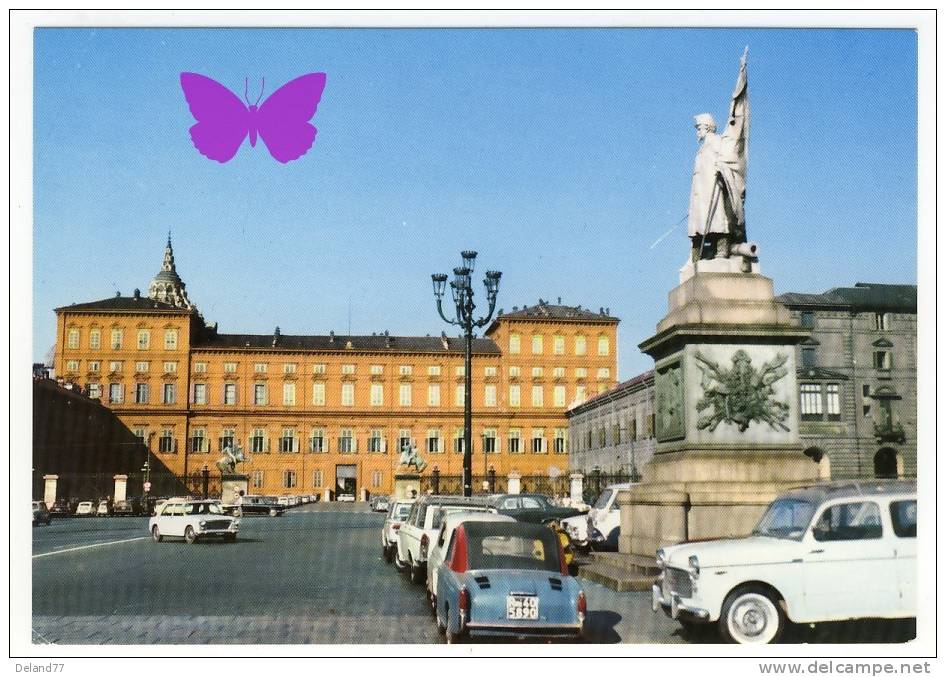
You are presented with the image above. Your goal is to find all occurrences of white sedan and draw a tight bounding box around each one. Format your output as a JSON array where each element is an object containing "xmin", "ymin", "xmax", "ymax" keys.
[{"xmin": 149, "ymin": 498, "xmax": 239, "ymax": 544}]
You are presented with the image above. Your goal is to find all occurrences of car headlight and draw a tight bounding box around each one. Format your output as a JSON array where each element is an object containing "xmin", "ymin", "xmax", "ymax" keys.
[
  {"xmin": 656, "ymin": 548, "xmax": 666, "ymax": 568},
  {"xmin": 199, "ymin": 520, "xmax": 207, "ymax": 527},
  {"xmin": 688, "ymin": 555, "xmax": 700, "ymax": 579}
]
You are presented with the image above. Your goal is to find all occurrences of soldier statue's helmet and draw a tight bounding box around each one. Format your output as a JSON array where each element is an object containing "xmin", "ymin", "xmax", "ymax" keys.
[{"xmin": 693, "ymin": 113, "xmax": 717, "ymax": 131}]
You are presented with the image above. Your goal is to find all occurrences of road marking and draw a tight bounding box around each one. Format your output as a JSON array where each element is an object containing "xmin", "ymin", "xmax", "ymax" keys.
[{"xmin": 32, "ymin": 536, "xmax": 149, "ymax": 559}]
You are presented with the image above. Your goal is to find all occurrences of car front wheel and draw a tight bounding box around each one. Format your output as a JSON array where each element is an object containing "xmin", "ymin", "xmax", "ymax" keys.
[
  {"xmin": 184, "ymin": 526, "xmax": 197, "ymax": 544},
  {"xmin": 719, "ymin": 585, "xmax": 785, "ymax": 644},
  {"xmin": 151, "ymin": 526, "xmax": 162, "ymax": 543}
]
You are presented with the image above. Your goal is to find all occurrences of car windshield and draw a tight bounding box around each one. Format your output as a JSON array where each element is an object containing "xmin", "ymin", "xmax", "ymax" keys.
[
  {"xmin": 467, "ymin": 530, "xmax": 561, "ymax": 572},
  {"xmin": 751, "ymin": 498, "xmax": 816, "ymax": 540},
  {"xmin": 392, "ymin": 503, "xmax": 412, "ymax": 519},
  {"xmin": 183, "ymin": 502, "xmax": 223, "ymax": 515},
  {"xmin": 593, "ymin": 489, "xmax": 614, "ymax": 510}
]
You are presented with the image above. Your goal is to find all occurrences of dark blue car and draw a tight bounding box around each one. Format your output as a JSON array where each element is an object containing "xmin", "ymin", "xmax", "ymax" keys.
[{"xmin": 435, "ymin": 520, "xmax": 586, "ymax": 643}]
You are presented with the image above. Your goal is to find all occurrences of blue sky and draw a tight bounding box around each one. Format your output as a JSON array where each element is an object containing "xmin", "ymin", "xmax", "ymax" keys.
[{"xmin": 33, "ymin": 28, "xmax": 918, "ymax": 377}]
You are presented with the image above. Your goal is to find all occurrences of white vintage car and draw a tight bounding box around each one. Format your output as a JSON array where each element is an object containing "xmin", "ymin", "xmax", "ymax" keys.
[
  {"xmin": 653, "ymin": 480, "xmax": 917, "ymax": 644},
  {"xmin": 149, "ymin": 498, "xmax": 240, "ymax": 544}
]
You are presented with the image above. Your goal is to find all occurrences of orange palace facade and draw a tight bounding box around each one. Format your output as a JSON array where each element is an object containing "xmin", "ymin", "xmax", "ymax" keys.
[{"xmin": 53, "ymin": 240, "xmax": 619, "ymax": 496}]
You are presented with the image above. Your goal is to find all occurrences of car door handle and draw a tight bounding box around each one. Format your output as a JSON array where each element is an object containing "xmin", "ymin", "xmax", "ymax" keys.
[{"xmin": 809, "ymin": 549, "xmax": 825, "ymax": 554}]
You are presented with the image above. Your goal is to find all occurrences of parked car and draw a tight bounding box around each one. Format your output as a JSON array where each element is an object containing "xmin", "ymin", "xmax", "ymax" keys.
[
  {"xmin": 75, "ymin": 501, "xmax": 94, "ymax": 517},
  {"xmin": 32, "ymin": 501, "xmax": 52, "ymax": 526},
  {"xmin": 435, "ymin": 520, "xmax": 586, "ymax": 643},
  {"xmin": 337, "ymin": 493, "xmax": 356, "ymax": 502},
  {"xmin": 562, "ymin": 483, "xmax": 632, "ymax": 552},
  {"xmin": 426, "ymin": 511, "xmax": 516, "ymax": 611},
  {"xmin": 235, "ymin": 494, "xmax": 285, "ymax": 517},
  {"xmin": 112, "ymin": 499, "xmax": 134, "ymax": 517},
  {"xmin": 371, "ymin": 495, "xmax": 390, "ymax": 512},
  {"xmin": 149, "ymin": 498, "xmax": 240, "ymax": 543},
  {"xmin": 277, "ymin": 496, "xmax": 290, "ymax": 507},
  {"xmin": 653, "ymin": 479, "xmax": 917, "ymax": 644},
  {"xmin": 489, "ymin": 493, "xmax": 587, "ymax": 524},
  {"xmin": 96, "ymin": 500, "xmax": 111, "ymax": 516},
  {"xmin": 49, "ymin": 498, "xmax": 71, "ymax": 518},
  {"xmin": 381, "ymin": 499, "xmax": 415, "ymax": 563},
  {"xmin": 396, "ymin": 495, "xmax": 492, "ymax": 584}
]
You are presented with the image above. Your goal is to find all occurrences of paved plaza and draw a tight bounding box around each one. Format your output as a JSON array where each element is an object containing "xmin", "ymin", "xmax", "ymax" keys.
[{"xmin": 32, "ymin": 503, "xmax": 913, "ymax": 645}]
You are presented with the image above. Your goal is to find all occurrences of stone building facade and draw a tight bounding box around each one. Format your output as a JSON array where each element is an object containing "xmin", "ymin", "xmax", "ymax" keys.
[
  {"xmin": 52, "ymin": 239, "xmax": 620, "ymax": 497},
  {"xmin": 566, "ymin": 282, "xmax": 917, "ymax": 483},
  {"xmin": 565, "ymin": 371, "xmax": 657, "ymax": 477}
]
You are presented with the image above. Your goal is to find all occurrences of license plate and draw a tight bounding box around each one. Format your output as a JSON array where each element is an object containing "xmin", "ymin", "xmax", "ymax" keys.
[{"xmin": 506, "ymin": 594, "xmax": 539, "ymax": 620}]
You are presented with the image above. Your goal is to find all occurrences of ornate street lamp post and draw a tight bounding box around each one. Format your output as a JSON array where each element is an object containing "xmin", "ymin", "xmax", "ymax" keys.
[{"xmin": 431, "ymin": 251, "xmax": 501, "ymax": 497}]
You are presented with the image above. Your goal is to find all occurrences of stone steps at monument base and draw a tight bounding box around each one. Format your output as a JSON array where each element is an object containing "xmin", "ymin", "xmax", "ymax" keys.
[
  {"xmin": 577, "ymin": 561, "xmax": 656, "ymax": 593},
  {"xmin": 590, "ymin": 551, "xmax": 661, "ymax": 576}
]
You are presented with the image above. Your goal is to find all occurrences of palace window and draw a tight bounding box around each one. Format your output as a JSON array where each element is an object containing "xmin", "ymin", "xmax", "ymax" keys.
[
  {"xmin": 598, "ymin": 427, "xmax": 607, "ymax": 448},
  {"xmin": 553, "ymin": 334, "xmax": 564, "ymax": 355},
  {"xmin": 455, "ymin": 365, "xmax": 465, "ymax": 377},
  {"xmin": 554, "ymin": 428, "xmax": 567, "ymax": 454},
  {"xmin": 219, "ymin": 428, "xmax": 235, "ymax": 452},
  {"xmin": 87, "ymin": 383, "xmax": 102, "ymax": 399},
  {"xmin": 428, "ymin": 365, "xmax": 441, "ymax": 376},
  {"xmin": 111, "ymin": 329, "xmax": 123, "ymax": 350},
  {"xmin": 532, "ymin": 334, "xmax": 544, "ymax": 355},
  {"xmin": 89, "ymin": 329, "xmax": 101, "ymax": 350},
  {"xmin": 313, "ymin": 470, "xmax": 323, "ymax": 488},
  {"xmin": 508, "ymin": 429, "xmax": 522, "ymax": 454},
  {"xmin": 67, "ymin": 329, "xmax": 80, "ymax": 349},
  {"xmin": 191, "ymin": 428, "xmax": 207, "ymax": 453},
  {"xmin": 874, "ymin": 350, "xmax": 892, "ymax": 371},
  {"xmin": 398, "ymin": 429, "xmax": 412, "ymax": 455},
  {"xmin": 454, "ymin": 429, "xmax": 466, "ymax": 454},
  {"xmin": 509, "ymin": 366, "xmax": 520, "ymax": 378},
  {"xmin": 66, "ymin": 360, "xmax": 79, "ymax": 372},
  {"xmin": 312, "ymin": 363, "xmax": 326, "ymax": 375},
  {"xmin": 250, "ymin": 428, "xmax": 267, "ymax": 454},
  {"xmin": 88, "ymin": 361, "xmax": 100, "ymax": 373},
  {"xmin": 826, "ymin": 384, "xmax": 841, "ymax": 419},
  {"xmin": 280, "ymin": 428, "xmax": 297, "ymax": 453},
  {"xmin": 399, "ymin": 383, "xmax": 412, "ymax": 406},
  {"xmin": 283, "ymin": 363, "xmax": 297, "ymax": 374},
  {"xmin": 801, "ymin": 345, "xmax": 817, "ymax": 368},
  {"xmin": 484, "ymin": 384, "xmax": 497, "ymax": 407},
  {"xmin": 531, "ymin": 429, "xmax": 546, "ymax": 454},
  {"xmin": 597, "ymin": 367, "xmax": 610, "ymax": 379},
  {"xmin": 134, "ymin": 361, "xmax": 148, "ymax": 373},
  {"xmin": 283, "ymin": 470, "xmax": 297, "ymax": 489},
  {"xmin": 370, "ymin": 383, "xmax": 384, "ymax": 406},
  {"xmin": 341, "ymin": 364, "xmax": 355, "ymax": 375},
  {"xmin": 254, "ymin": 383, "xmax": 268, "ymax": 405},
  {"xmin": 312, "ymin": 382, "xmax": 325, "ymax": 406},
  {"xmin": 399, "ymin": 365, "xmax": 413, "ymax": 376},
  {"xmin": 341, "ymin": 383, "xmax": 354, "ymax": 406},
  {"xmin": 135, "ymin": 383, "xmax": 149, "ymax": 404},
  {"xmin": 531, "ymin": 367, "xmax": 543, "ymax": 378},
  {"xmin": 224, "ymin": 362, "xmax": 237, "ymax": 373},
  {"xmin": 553, "ymin": 385, "xmax": 566, "ymax": 407},
  {"xmin": 372, "ymin": 470, "xmax": 383, "ymax": 489},
  {"xmin": 426, "ymin": 428, "xmax": 441, "ymax": 454},
  {"xmin": 339, "ymin": 429, "xmax": 354, "ymax": 453},
  {"xmin": 428, "ymin": 383, "xmax": 441, "ymax": 406},
  {"xmin": 508, "ymin": 384, "xmax": 520, "ymax": 407},
  {"xmin": 509, "ymin": 333, "xmax": 521, "ymax": 354},
  {"xmin": 368, "ymin": 429, "xmax": 384, "ymax": 453},
  {"xmin": 800, "ymin": 382, "xmax": 842, "ymax": 422},
  {"xmin": 251, "ymin": 471, "xmax": 264, "ymax": 489},
  {"xmin": 454, "ymin": 385, "xmax": 464, "ymax": 406},
  {"xmin": 283, "ymin": 382, "xmax": 296, "ymax": 406},
  {"xmin": 254, "ymin": 362, "xmax": 268, "ymax": 373},
  {"xmin": 483, "ymin": 428, "xmax": 497, "ymax": 454},
  {"xmin": 531, "ymin": 385, "xmax": 544, "ymax": 407},
  {"xmin": 598, "ymin": 335, "xmax": 610, "ymax": 356},
  {"xmin": 484, "ymin": 365, "xmax": 497, "ymax": 377},
  {"xmin": 874, "ymin": 312, "xmax": 891, "ymax": 330},
  {"xmin": 164, "ymin": 329, "xmax": 178, "ymax": 350},
  {"xmin": 137, "ymin": 330, "xmax": 150, "ymax": 350},
  {"xmin": 801, "ymin": 311, "xmax": 815, "ymax": 328},
  {"xmin": 575, "ymin": 367, "xmax": 587, "ymax": 378},
  {"xmin": 221, "ymin": 383, "xmax": 236, "ymax": 405},
  {"xmin": 159, "ymin": 429, "xmax": 175, "ymax": 453},
  {"xmin": 163, "ymin": 383, "xmax": 176, "ymax": 405},
  {"xmin": 193, "ymin": 361, "xmax": 207, "ymax": 373},
  {"xmin": 309, "ymin": 428, "xmax": 325, "ymax": 453},
  {"xmin": 370, "ymin": 364, "xmax": 384, "ymax": 375},
  {"xmin": 163, "ymin": 361, "xmax": 177, "ymax": 373},
  {"xmin": 108, "ymin": 383, "xmax": 123, "ymax": 404},
  {"xmin": 574, "ymin": 335, "xmax": 586, "ymax": 356},
  {"xmin": 553, "ymin": 367, "xmax": 565, "ymax": 378}
]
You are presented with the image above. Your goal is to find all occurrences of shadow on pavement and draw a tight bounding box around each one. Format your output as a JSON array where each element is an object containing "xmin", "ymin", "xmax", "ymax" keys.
[
  {"xmin": 671, "ymin": 618, "xmax": 916, "ymax": 644},
  {"xmin": 584, "ymin": 610, "xmax": 622, "ymax": 643}
]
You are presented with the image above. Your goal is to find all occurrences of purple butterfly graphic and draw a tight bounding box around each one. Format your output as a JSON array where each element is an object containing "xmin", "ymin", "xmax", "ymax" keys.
[{"xmin": 180, "ymin": 72, "xmax": 327, "ymax": 164}]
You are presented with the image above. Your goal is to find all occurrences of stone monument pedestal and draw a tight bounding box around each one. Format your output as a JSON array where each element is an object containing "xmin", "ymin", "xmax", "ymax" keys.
[
  {"xmin": 393, "ymin": 472, "xmax": 420, "ymax": 500},
  {"xmin": 221, "ymin": 474, "xmax": 249, "ymax": 506},
  {"xmin": 621, "ymin": 272, "xmax": 820, "ymax": 560}
]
